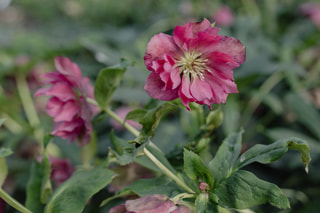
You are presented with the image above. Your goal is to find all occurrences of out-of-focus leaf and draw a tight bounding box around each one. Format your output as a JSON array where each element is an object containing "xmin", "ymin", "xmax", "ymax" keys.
[
  {"xmin": 184, "ymin": 149, "xmax": 214, "ymax": 188},
  {"xmin": 0, "ymin": 148, "xmax": 13, "ymax": 157},
  {"xmin": 235, "ymin": 137, "xmax": 311, "ymax": 173},
  {"xmin": 209, "ymin": 130, "xmax": 243, "ymax": 186},
  {"xmin": 44, "ymin": 167, "xmax": 114, "ymax": 213},
  {"xmin": 41, "ymin": 154, "xmax": 52, "ymax": 204},
  {"xmin": 0, "ymin": 158, "xmax": 8, "ymax": 187},
  {"xmin": 204, "ymin": 105, "xmax": 223, "ymax": 132},
  {"xmin": 0, "ymin": 118, "xmax": 5, "ymax": 127},
  {"xmin": 286, "ymin": 93, "xmax": 320, "ymax": 140},
  {"xmin": 214, "ymin": 170, "xmax": 290, "ymax": 209},
  {"xmin": 222, "ymin": 97, "xmax": 240, "ymax": 135}
]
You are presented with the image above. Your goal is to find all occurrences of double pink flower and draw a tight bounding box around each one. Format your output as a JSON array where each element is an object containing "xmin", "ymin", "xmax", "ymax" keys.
[
  {"xmin": 144, "ymin": 18, "xmax": 245, "ymax": 110},
  {"xmin": 35, "ymin": 57, "xmax": 98, "ymax": 146}
]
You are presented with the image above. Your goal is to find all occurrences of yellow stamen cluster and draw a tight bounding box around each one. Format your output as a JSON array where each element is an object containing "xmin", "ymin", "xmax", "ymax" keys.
[{"xmin": 175, "ymin": 51, "xmax": 209, "ymax": 80}]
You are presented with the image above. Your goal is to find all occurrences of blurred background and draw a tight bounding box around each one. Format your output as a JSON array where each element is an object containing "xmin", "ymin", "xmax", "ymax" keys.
[{"xmin": 0, "ymin": 0, "xmax": 320, "ymax": 212}]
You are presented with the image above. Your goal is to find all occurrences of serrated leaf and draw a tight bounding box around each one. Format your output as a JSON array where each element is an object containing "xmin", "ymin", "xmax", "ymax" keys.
[
  {"xmin": 140, "ymin": 102, "xmax": 178, "ymax": 137},
  {"xmin": 214, "ymin": 170, "xmax": 290, "ymax": 209},
  {"xmin": 195, "ymin": 193, "xmax": 219, "ymax": 213},
  {"xmin": 235, "ymin": 137, "xmax": 311, "ymax": 172},
  {"xmin": 184, "ymin": 149, "xmax": 214, "ymax": 188},
  {"xmin": 109, "ymin": 131, "xmax": 144, "ymax": 165},
  {"xmin": 45, "ymin": 167, "xmax": 114, "ymax": 213},
  {"xmin": 209, "ymin": 130, "xmax": 243, "ymax": 185},
  {"xmin": 94, "ymin": 60, "xmax": 129, "ymax": 108}
]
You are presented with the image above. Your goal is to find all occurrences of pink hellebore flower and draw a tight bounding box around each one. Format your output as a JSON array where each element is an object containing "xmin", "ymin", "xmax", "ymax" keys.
[
  {"xmin": 212, "ymin": 5, "xmax": 234, "ymax": 27},
  {"xmin": 35, "ymin": 56, "xmax": 98, "ymax": 146},
  {"xmin": 109, "ymin": 194, "xmax": 191, "ymax": 213},
  {"xmin": 144, "ymin": 18, "xmax": 245, "ymax": 110}
]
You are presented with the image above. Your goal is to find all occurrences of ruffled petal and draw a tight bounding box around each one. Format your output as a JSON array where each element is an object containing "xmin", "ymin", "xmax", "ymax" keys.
[
  {"xmin": 55, "ymin": 56, "xmax": 82, "ymax": 79},
  {"xmin": 46, "ymin": 97, "xmax": 63, "ymax": 117},
  {"xmin": 190, "ymin": 78, "xmax": 213, "ymax": 102},
  {"xmin": 53, "ymin": 100, "xmax": 80, "ymax": 122},
  {"xmin": 211, "ymin": 36, "xmax": 246, "ymax": 65},
  {"xmin": 144, "ymin": 72, "xmax": 179, "ymax": 101},
  {"xmin": 46, "ymin": 83, "xmax": 76, "ymax": 102},
  {"xmin": 144, "ymin": 33, "xmax": 180, "ymax": 71},
  {"xmin": 126, "ymin": 194, "xmax": 175, "ymax": 213}
]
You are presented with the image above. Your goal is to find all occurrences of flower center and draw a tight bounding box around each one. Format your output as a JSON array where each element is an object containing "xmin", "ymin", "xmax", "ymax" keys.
[{"xmin": 175, "ymin": 51, "xmax": 209, "ymax": 80}]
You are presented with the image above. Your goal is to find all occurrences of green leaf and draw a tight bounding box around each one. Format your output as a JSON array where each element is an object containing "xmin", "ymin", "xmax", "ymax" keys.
[
  {"xmin": 125, "ymin": 109, "xmax": 148, "ymax": 122},
  {"xmin": 45, "ymin": 167, "xmax": 115, "ymax": 213},
  {"xmin": 235, "ymin": 137, "xmax": 311, "ymax": 173},
  {"xmin": 140, "ymin": 102, "xmax": 179, "ymax": 137},
  {"xmin": 209, "ymin": 130, "xmax": 243, "ymax": 185},
  {"xmin": 184, "ymin": 149, "xmax": 214, "ymax": 188},
  {"xmin": 94, "ymin": 60, "xmax": 129, "ymax": 108},
  {"xmin": 195, "ymin": 193, "xmax": 219, "ymax": 213},
  {"xmin": 26, "ymin": 160, "xmax": 45, "ymax": 213},
  {"xmin": 214, "ymin": 170, "xmax": 290, "ymax": 209},
  {"xmin": 109, "ymin": 131, "xmax": 144, "ymax": 165},
  {"xmin": 0, "ymin": 148, "xmax": 13, "ymax": 157},
  {"xmin": 126, "ymin": 176, "xmax": 182, "ymax": 197}
]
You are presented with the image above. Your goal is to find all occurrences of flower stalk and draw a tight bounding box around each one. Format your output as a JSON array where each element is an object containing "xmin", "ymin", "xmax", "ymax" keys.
[{"xmin": 0, "ymin": 188, "xmax": 32, "ymax": 213}]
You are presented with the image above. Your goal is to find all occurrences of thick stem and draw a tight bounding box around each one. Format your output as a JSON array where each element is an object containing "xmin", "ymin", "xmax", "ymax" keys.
[{"xmin": 0, "ymin": 188, "xmax": 32, "ymax": 213}]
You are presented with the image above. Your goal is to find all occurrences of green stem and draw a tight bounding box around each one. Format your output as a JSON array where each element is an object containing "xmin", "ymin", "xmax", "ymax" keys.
[
  {"xmin": 87, "ymin": 98, "xmax": 195, "ymax": 193},
  {"xmin": 16, "ymin": 74, "xmax": 44, "ymax": 151},
  {"xmin": 0, "ymin": 188, "xmax": 32, "ymax": 213}
]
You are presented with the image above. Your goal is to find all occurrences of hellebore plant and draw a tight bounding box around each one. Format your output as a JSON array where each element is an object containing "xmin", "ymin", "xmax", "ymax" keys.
[{"xmin": 0, "ymin": 19, "xmax": 311, "ymax": 213}]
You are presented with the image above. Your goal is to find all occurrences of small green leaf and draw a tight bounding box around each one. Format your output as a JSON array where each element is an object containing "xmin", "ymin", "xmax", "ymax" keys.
[
  {"xmin": 235, "ymin": 137, "xmax": 311, "ymax": 172},
  {"xmin": 109, "ymin": 131, "xmax": 144, "ymax": 165},
  {"xmin": 125, "ymin": 109, "xmax": 148, "ymax": 122},
  {"xmin": 214, "ymin": 170, "xmax": 290, "ymax": 209},
  {"xmin": 41, "ymin": 153, "xmax": 52, "ymax": 204},
  {"xmin": 94, "ymin": 61, "xmax": 129, "ymax": 108},
  {"xmin": 195, "ymin": 193, "xmax": 219, "ymax": 213},
  {"xmin": 0, "ymin": 148, "xmax": 13, "ymax": 157},
  {"xmin": 184, "ymin": 149, "xmax": 214, "ymax": 188},
  {"xmin": 45, "ymin": 167, "xmax": 115, "ymax": 213},
  {"xmin": 140, "ymin": 102, "xmax": 178, "ymax": 137},
  {"xmin": 209, "ymin": 130, "xmax": 243, "ymax": 185}
]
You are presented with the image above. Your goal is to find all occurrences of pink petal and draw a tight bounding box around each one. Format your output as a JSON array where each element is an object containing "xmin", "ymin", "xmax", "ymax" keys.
[
  {"xmin": 46, "ymin": 97, "xmax": 63, "ymax": 117},
  {"xmin": 171, "ymin": 206, "xmax": 191, "ymax": 213},
  {"xmin": 34, "ymin": 87, "xmax": 50, "ymax": 97},
  {"xmin": 212, "ymin": 36, "xmax": 246, "ymax": 65},
  {"xmin": 53, "ymin": 100, "xmax": 80, "ymax": 122},
  {"xmin": 190, "ymin": 78, "xmax": 213, "ymax": 102},
  {"xmin": 125, "ymin": 194, "xmax": 175, "ymax": 213},
  {"xmin": 170, "ymin": 68, "xmax": 181, "ymax": 89},
  {"xmin": 144, "ymin": 33, "xmax": 180, "ymax": 71},
  {"xmin": 144, "ymin": 72, "xmax": 179, "ymax": 101},
  {"xmin": 46, "ymin": 83, "xmax": 76, "ymax": 102},
  {"xmin": 55, "ymin": 56, "xmax": 82, "ymax": 79},
  {"xmin": 178, "ymin": 76, "xmax": 193, "ymax": 110},
  {"xmin": 187, "ymin": 31, "xmax": 221, "ymax": 54},
  {"xmin": 109, "ymin": 204, "xmax": 129, "ymax": 213}
]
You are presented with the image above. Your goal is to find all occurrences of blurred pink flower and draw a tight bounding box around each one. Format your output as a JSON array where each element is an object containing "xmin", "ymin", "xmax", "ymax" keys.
[
  {"xmin": 144, "ymin": 18, "xmax": 245, "ymax": 110},
  {"xmin": 212, "ymin": 5, "xmax": 234, "ymax": 27},
  {"xmin": 300, "ymin": 2, "xmax": 320, "ymax": 28},
  {"xmin": 109, "ymin": 194, "xmax": 190, "ymax": 213},
  {"xmin": 110, "ymin": 107, "xmax": 142, "ymax": 131},
  {"xmin": 35, "ymin": 57, "xmax": 98, "ymax": 146},
  {"xmin": 49, "ymin": 156, "xmax": 74, "ymax": 187}
]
